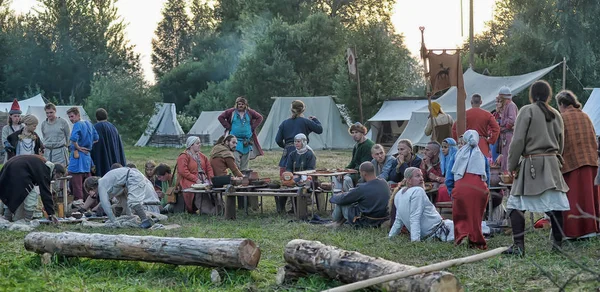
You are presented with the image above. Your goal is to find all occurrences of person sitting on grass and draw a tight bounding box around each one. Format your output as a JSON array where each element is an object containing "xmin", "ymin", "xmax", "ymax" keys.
[
  {"xmin": 388, "ymin": 167, "xmax": 453, "ymax": 242},
  {"xmin": 370, "ymin": 144, "xmax": 395, "ymax": 182},
  {"xmin": 84, "ymin": 167, "xmax": 161, "ymax": 228},
  {"xmin": 153, "ymin": 163, "xmax": 178, "ymax": 213},
  {"xmin": 328, "ymin": 162, "xmax": 390, "ymax": 228}
]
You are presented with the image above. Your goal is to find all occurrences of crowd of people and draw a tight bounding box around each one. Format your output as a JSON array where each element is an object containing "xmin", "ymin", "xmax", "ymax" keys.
[{"xmin": 0, "ymin": 81, "xmax": 598, "ymax": 255}]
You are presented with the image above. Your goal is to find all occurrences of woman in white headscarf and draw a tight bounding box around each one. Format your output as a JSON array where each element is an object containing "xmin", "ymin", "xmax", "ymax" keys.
[
  {"xmin": 285, "ymin": 133, "xmax": 316, "ymax": 173},
  {"xmin": 449, "ymin": 130, "xmax": 490, "ymax": 249},
  {"xmin": 177, "ymin": 136, "xmax": 215, "ymax": 214}
]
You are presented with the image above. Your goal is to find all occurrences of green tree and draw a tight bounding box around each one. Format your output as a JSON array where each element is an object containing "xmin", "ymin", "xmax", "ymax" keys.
[
  {"xmin": 85, "ymin": 71, "xmax": 160, "ymax": 142},
  {"xmin": 151, "ymin": 0, "xmax": 193, "ymax": 80},
  {"xmin": 333, "ymin": 23, "xmax": 422, "ymax": 122}
]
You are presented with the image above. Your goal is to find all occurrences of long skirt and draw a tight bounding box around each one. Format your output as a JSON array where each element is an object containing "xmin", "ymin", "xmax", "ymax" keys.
[
  {"xmin": 500, "ymin": 131, "xmax": 513, "ymax": 172},
  {"xmin": 452, "ymin": 173, "xmax": 488, "ymax": 249},
  {"xmin": 562, "ymin": 166, "xmax": 599, "ymax": 239}
]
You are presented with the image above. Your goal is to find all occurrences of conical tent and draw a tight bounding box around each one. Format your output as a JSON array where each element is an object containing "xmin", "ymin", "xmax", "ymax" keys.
[
  {"xmin": 388, "ymin": 63, "xmax": 560, "ymax": 154},
  {"xmin": 135, "ymin": 103, "xmax": 185, "ymax": 147},
  {"xmin": 258, "ymin": 96, "xmax": 355, "ymax": 150},
  {"xmin": 26, "ymin": 105, "xmax": 91, "ymax": 141},
  {"xmin": 188, "ymin": 111, "xmax": 226, "ymax": 145},
  {"xmin": 583, "ymin": 88, "xmax": 600, "ymax": 135}
]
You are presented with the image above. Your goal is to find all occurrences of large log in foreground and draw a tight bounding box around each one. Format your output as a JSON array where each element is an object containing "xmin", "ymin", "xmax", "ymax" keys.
[
  {"xmin": 24, "ymin": 232, "xmax": 261, "ymax": 270},
  {"xmin": 281, "ymin": 239, "xmax": 461, "ymax": 292}
]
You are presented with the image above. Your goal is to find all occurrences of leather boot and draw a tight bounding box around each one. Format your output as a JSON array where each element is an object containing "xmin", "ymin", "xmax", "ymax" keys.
[
  {"xmin": 3, "ymin": 208, "xmax": 13, "ymax": 222},
  {"xmin": 503, "ymin": 210, "xmax": 525, "ymax": 257},
  {"xmin": 547, "ymin": 211, "xmax": 564, "ymax": 251},
  {"xmin": 132, "ymin": 204, "xmax": 152, "ymax": 229},
  {"xmin": 24, "ymin": 210, "xmax": 34, "ymax": 221}
]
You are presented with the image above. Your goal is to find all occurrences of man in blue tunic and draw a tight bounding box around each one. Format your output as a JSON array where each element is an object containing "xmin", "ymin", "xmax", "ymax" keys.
[
  {"xmin": 90, "ymin": 108, "xmax": 126, "ymax": 177},
  {"xmin": 67, "ymin": 107, "xmax": 99, "ymax": 201}
]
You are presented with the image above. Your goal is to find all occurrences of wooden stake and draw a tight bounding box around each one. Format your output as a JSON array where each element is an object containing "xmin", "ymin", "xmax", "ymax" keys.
[{"xmin": 322, "ymin": 246, "xmax": 510, "ymax": 292}]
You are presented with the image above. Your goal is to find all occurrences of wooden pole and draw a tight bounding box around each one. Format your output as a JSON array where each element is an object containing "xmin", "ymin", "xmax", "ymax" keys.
[
  {"xmin": 419, "ymin": 27, "xmax": 437, "ymax": 141},
  {"xmin": 323, "ymin": 246, "xmax": 510, "ymax": 292},
  {"xmin": 355, "ymin": 46, "xmax": 364, "ymax": 124},
  {"xmin": 24, "ymin": 232, "xmax": 261, "ymax": 270},
  {"xmin": 562, "ymin": 57, "xmax": 567, "ymax": 90},
  {"xmin": 469, "ymin": 0, "xmax": 474, "ymax": 69}
]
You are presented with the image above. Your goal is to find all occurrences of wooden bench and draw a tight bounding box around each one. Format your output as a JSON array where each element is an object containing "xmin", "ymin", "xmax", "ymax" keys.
[{"xmin": 435, "ymin": 201, "xmax": 453, "ymax": 220}]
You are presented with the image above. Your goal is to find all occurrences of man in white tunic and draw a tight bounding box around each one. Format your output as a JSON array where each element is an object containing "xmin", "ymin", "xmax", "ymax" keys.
[
  {"xmin": 41, "ymin": 103, "xmax": 70, "ymax": 166},
  {"xmin": 84, "ymin": 167, "xmax": 160, "ymax": 228},
  {"xmin": 389, "ymin": 167, "xmax": 454, "ymax": 242}
]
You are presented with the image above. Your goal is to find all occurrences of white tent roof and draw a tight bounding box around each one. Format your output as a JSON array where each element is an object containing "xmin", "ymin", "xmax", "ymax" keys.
[
  {"xmin": 0, "ymin": 94, "xmax": 46, "ymax": 114},
  {"xmin": 258, "ymin": 96, "xmax": 355, "ymax": 150},
  {"xmin": 368, "ymin": 100, "xmax": 429, "ymax": 122},
  {"xmin": 26, "ymin": 105, "xmax": 90, "ymax": 141},
  {"xmin": 188, "ymin": 111, "xmax": 226, "ymax": 145},
  {"xmin": 583, "ymin": 88, "xmax": 600, "ymax": 135},
  {"xmin": 389, "ymin": 63, "xmax": 561, "ymax": 154},
  {"xmin": 135, "ymin": 103, "xmax": 185, "ymax": 147}
]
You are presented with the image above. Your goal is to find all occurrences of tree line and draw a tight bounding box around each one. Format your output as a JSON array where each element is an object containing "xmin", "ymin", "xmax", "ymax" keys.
[{"xmin": 1, "ymin": 0, "xmax": 596, "ymax": 142}]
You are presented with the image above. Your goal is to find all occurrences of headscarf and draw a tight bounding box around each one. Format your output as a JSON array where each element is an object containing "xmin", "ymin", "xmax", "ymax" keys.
[
  {"xmin": 20, "ymin": 114, "xmax": 38, "ymax": 126},
  {"xmin": 186, "ymin": 136, "xmax": 200, "ymax": 149},
  {"xmin": 430, "ymin": 102, "xmax": 442, "ymax": 117},
  {"xmin": 294, "ymin": 133, "xmax": 312, "ymax": 155},
  {"xmin": 451, "ymin": 130, "xmax": 487, "ymax": 182},
  {"xmin": 440, "ymin": 138, "xmax": 458, "ymax": 175}
]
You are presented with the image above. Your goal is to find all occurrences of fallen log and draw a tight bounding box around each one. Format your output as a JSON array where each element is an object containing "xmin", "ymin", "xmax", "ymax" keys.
[
  {"xmin": 281, "ymin": 239, "xmax": 461, "ymax": 292},
  {"xmin": 24, "ymin": 232, "xmax": 261, "ymax": 270}
]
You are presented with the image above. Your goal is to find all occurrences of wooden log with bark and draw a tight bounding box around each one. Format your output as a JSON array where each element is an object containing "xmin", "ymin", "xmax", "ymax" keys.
[
  {"xmin": 279, "ymin": 239, "xmax": 461, "ymax": 291},
  {"xmin": 24, "ymin": 232, "xmax": 261, "ymax": 270}
]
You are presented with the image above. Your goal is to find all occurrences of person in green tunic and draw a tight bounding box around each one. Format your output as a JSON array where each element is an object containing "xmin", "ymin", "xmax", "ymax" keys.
[{"xmin": 333, "ymin": 123, "xmax": 375, "ymax": 191}]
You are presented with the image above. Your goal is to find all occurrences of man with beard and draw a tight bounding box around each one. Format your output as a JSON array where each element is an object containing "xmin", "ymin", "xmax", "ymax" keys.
[
  {"xmin": 218, "ymin": 97, "xmax": 264, "ymax": 171},
  {"xmin": 210, "ymin": 135, "xmax": 244, "ymax": 178}
]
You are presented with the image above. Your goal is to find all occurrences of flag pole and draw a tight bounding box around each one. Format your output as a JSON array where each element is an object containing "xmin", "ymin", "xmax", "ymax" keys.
[{"xmin": 355, "ymin": 46, "xmax": 364, "ymax": 124}]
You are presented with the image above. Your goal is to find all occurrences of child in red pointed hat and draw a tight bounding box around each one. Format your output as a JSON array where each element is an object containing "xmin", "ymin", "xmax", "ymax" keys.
[{"xmin": 8, "ymin": 99, "xmax": 21, "ymax": 115}]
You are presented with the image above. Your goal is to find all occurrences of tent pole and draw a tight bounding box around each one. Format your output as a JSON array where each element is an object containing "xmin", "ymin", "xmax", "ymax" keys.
[
  {"xmin": 419, "ymin": 27, "xmax": 436, "ymax": 141},
  {"xmin": 562, "ymin": 57, "xmax": 566, "ymax": 90}
]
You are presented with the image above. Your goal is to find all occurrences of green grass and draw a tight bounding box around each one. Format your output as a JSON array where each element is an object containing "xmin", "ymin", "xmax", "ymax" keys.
[{"xmin": 1, "ymin": 145, "xmax": 600, "ymax": 291}]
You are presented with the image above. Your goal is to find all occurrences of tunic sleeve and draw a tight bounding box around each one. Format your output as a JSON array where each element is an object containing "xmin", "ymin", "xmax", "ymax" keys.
[
  {"xmin": 508, "ymin": 108, "xmax": 530, "ymax": 171},
  {"xmin": 225, "ymin": 157, "xmax": 243, "ymax": 177},
  {"xmin": 62, "ymin": 119, "xmax": 71, "ymax": 146},
  {"xmin": 177, "ymin": 154, "xmax": 197, "ymax": 183}
]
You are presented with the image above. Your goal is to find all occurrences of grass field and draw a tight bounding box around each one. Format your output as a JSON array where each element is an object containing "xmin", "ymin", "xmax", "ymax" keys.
[{"xmin": 1, "ymin": 145, "xmax": 600, "ymax": 291}]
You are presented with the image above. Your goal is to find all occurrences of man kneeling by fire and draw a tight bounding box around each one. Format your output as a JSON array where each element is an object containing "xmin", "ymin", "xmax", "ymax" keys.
[{"xmin": 83, "ymin": 167, "xmax": 161, "ymax": 228}]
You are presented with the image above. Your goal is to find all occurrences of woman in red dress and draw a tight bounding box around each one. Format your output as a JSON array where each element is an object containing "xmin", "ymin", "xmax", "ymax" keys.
[
  {"xmin": 449, "ymin": 130, "xmax": 490, "ymax": 249},
  {"xmin": 177, "ymin": 136, "xmax": 215, "ymax": 214}
]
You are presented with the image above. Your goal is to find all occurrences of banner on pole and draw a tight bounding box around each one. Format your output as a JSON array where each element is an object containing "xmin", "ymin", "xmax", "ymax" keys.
[{"xmin": 347, "ymin": 48, "xmax": 357, "ymax": 76}]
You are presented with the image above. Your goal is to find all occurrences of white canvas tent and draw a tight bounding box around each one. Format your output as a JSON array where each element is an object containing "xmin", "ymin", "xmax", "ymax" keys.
[
  {"xmin": 258, "ymin": 96, "xmax": 355, "ymax": 150},
  {"xmin": 135, "ymin": 103, "xmax": 186, "ymax": 147},
  {"xmin": 0, "ymin": 94, "xmax": 46, "ymax": 114},
  {"xmin": 26, "ymin": 105, "xmax": 90, "ymax": 141},
  {"xmin": 366, "ymin": 99, "xmax": 429, "ymax": 146},
  {"xmin": 389, "ymin": 63, "xmax": 561, "ymax": 154},
  {"xmin": 583, "ymin": 88, "xmax": 600, "ymax": 135},
  {"xmin": 188, "ymin": 111, "xmax": 226, "ymax": 145}
]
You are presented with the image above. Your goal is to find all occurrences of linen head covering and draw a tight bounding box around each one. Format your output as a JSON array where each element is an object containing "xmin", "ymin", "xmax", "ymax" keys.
[
  {"xmin": 430, "ymin": 102, "xmax": 442, "ymax": 117},
  {"xmin": 186, "ymin": 136, "xmax": 200, "ymax": 149},
  {"xmin": 20, "ymin": 114, "xmax": 38, "ymax": 126},
  {"xmin": 440, "ymin": 138, "xmax": 458, "ymax": 175},
  {"xmin": 451, "ymin": 130, "xmax": 487, "ymax": 182},
  {"xmin": 294, "ymin": 133, "xmax": 312, "ymax": 155},
  {"xmin": 499, "ymin": 86, "xmax": 512, "ymax": 99}
]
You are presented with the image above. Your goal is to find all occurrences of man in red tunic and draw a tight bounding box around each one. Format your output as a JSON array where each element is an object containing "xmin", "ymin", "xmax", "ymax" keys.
[{"xmin": 452, "ymin": 94, "xmax": 500, "ymax": 158}]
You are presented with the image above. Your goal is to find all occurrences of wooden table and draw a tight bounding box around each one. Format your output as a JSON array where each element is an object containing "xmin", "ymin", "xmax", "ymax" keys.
[
  {"xmin": 222, "ymin": 186, "xmax": 309, "ymax": 220},
  {"xmin": 293, "ymin": 170, "xmax": 356, "ymax": 214},
  {"xmin": 182, "ymin": 187, "xmax": 225, "ymax": 215}
]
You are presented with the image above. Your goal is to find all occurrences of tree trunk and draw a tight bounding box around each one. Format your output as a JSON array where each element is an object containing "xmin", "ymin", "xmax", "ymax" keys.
[
  {"xmin": 24, "ymin": 232, "xmax": 261, "ymax": 270},
  {"xmin": 282, "ymin": 239, "xmax": 461, "ymax": 292}
]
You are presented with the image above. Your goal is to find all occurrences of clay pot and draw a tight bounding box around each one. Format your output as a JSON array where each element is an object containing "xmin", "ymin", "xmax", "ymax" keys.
[
  {"xmin": 242, "ymin": 177, "xmax": 250, "ymax": 186},
  {"xmin": 249, "ymin": 171, "xmax": 259, "ymax": 180},
  {"xmin": 489, "ymin": 166, "xmax": 501, "ymax": 187}
]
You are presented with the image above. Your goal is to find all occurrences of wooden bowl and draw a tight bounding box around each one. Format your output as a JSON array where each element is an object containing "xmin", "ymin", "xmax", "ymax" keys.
[
  {"xmin": 320, "ymin": 182, "xmax": 332, "ymax": 190},
  {"xmin": 499, "ymin": 174, "xmax": 513, "ymax": 184}
]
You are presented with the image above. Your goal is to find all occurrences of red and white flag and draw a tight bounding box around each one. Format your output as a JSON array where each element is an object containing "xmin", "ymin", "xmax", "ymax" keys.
[{"xmin": 346, "ymin": 48, "xmax": 357, "ymax": 76}]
